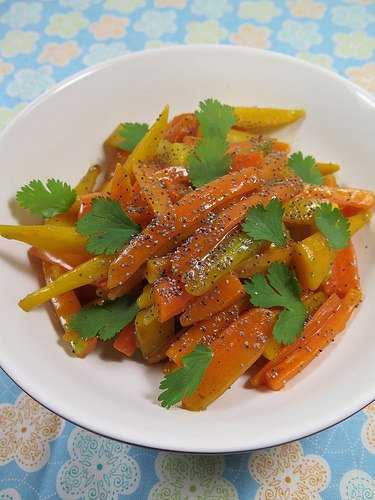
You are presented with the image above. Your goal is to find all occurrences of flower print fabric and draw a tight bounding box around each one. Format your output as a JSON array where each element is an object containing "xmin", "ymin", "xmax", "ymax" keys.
[
  {"xmin": 56, "ymin": 428, "xmax": 140, "ymax": 499},
  {"xmin": 0, "ymin": 393, "xmax": 63, "ymax": 472},
  {"xmin": 249, "ymin": 441, "xmax": 331, "ymax": 499},
  {"xmin": 149, "ymin": 453, "xmax": 238, "ymax": 500}
]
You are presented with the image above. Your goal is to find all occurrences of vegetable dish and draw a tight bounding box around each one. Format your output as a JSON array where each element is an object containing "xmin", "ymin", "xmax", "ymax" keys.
[{"xmin": 1, "ymin": 100, "xmax": 373, "ymax": 411}]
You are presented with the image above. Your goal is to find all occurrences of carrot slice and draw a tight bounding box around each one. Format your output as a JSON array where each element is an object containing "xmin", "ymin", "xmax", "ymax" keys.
[
  {"xmin": 167, "ymin": 299, "xmax": 248, "ymax": 366},
  {"xmin": 180, "ymin": 274, "xmax": 245, "ymax": 327},
  {"xmin": 170, "ymin": 179, "xmax": 302, "ymax": 279},
  {"xmin": 250, "ymin": 293, "xmax": 342, "ymax": 387},
  {"xmin": 182, "ymin": 308, "xmax": 277, "ymax": 411},
  {"xmin": 113, "ymin": 323, "xmax": 137, "ymax": 357},
  {"xmin": 107, "ymin": 166, "xmax": 274, "ymax": 289},
  {"xmin": 323, "ymin": 242, "xmax": 360, "ymax": 298},
  {"xmin": 153, "ymin": 277, "xmax": 192, "ymax": 322},
  {"xmin": 265, "ymin": 288, "xmax": 362, "ymax": 390},
  {"xmin": 302, "ymin": 184, "xmax": 375, "ymax": 212}
]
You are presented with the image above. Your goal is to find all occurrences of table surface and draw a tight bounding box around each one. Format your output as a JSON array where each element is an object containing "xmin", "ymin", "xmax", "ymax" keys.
[{"xmin": 0, "ymin": 0, "xmax": 375, "ymax": 498}]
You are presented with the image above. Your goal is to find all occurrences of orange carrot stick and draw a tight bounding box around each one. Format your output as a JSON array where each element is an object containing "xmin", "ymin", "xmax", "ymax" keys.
[
  {"xmin": 324, "ymin": 174, "xmax": 337, "ymax": 187},
  {"xmin": 323, "ymin": 242, "xmax": 360, "ymax": 298},
  {"xmin": 43, "ymin": 262, "xmax": 97, "ymax": 357},
  {"xmin": 111, "ymin": 162, "xmax": 133, "ymax": 209},
  {"xmin": 153, "ymin": 277, "xmax": 192, "ymax": 322},
  {"xmin": 302, "ymin": 184, "xmax": 375, "ymax": 212},
  {"xmin": 180, "ymin": 274, "xmax": 245, "ymax": 327},
  {"xmin": 107, "ymin": 166, "xmax": 275, "ymax": 289},
  {"xmin": 124, "ymin": 182, "xmax": 154, "ymax": 227},
  {"xmin": 134, "ymin": 163, "xmax": 173, "ymax": 216},
  {"xmin": 164, "ymin": 113, "xmax": 198, "ymax": 142},
  {"xmin": 170, "ymin": 179, "xmax": 302, "ymax": 278},
  {"xmin": 29, "ymin": 247, "xmax": 89, "ymax": 271},
  {"xmin": 231, "ymin": 151, "xmax": 264, "ymax": 172},
  {"xmin": 153, "ymin": 166, "xmax": 190, "ymax": 203},
  {"xmin": 113, "ymin": 323, "xmax": 137, "ymax": 357},
  {"xmin": 250, "ymin": 293, "xmax": 342, "ymax": 387},
  {"xmin": 272, "ymin": 141, "xmax": 290, "ymax": 153},
  {"xmin": 265, "ymin": 288, "xmax": 362, "ymax": 390},
  {"xmin": 167, "ymin": 299, "xmax": 248, "ymax": 366},
  {"xmin": 78, "ymin": 192, "xmax": 103, "ymax": 219},
  {"xmin": 182, "ymin": 308, "xmax": 277, "ymax": 411}
]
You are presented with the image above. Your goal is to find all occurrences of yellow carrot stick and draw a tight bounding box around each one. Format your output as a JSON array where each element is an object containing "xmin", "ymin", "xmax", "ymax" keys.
[
  {"xmin": 0, "ymin": 224, "xmax": 88, "ymax": 255},
  {"xmin": 234, "ymin": 107, "xmax": 305, "ymax": 132},
  {"xmin": 316, "ymin": 162, "xmax": 340, "ymax": 175},
  {"xmin": 19, "ymin": 255, "xmax": 112, "ymax": 311},
  {"xmin": 111, "ymin": 106, "xmax": 169, "ymax": 201},
  {"xmin": 75, "ymin": 165, "xmax": 102, "ymax": 196}
]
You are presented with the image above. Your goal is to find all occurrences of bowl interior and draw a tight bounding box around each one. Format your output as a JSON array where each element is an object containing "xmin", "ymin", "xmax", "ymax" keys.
[{"xmin": 0, "ymin": 46, "xmax": 374, "ymax": 453}]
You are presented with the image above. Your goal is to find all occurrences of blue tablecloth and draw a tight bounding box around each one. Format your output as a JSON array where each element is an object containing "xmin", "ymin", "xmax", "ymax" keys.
[{"xmin": 1, "ymin": 1, "xmax": 375, "ymax": 498}]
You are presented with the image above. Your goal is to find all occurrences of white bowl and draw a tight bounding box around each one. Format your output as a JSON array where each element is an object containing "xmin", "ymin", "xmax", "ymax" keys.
[{"xmin": 1, "ymin": 46, "xmax": 374, "ymax": 454}]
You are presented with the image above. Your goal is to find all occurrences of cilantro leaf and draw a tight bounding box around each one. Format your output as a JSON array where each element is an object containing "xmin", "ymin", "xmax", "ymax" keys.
[
  {"xmin": 272, "ymin": 303, "xmax": 306, "ymax": 345},
  {"xmin": 288, "ymin": 152, "xmax": 323, "ymax": 185},
  {"xmin": 187, "ymin": 99, "xmax": 236, "ymax": 188},
  {"xmin": 315, "ymin": 202, "xmax": 350, "ymax": 250},
  {"xmin": 158, "ymin": 344, "xmax": 213, "ymax": 409},
  {"xmin": 244, "ymin": 262, "xmax": 307, "ymax": 345},
  {"xmin": 196, "ymin": 99, "xmax": 236, "ymax": 138},
  {"xmin": 16, "ymin": 179, "xmax": 76, "ymax": 218},
  {"xmin": 76, "ymin": 198, "xmax": 140, "ymax": 255},
  {"xmin": 69, "ymin": 295, "xmax": 138, "ymax": 341},
  {"xmin": 187, "ymin": 136, "xmax": 231, "ymax": 188},
  {"xmin": 242, "ymin": 199, "xmax": 286, "ymax": 247},
  {"xmin": 118, "ymin": 122, "xmax": 149, "ymax": 151}
]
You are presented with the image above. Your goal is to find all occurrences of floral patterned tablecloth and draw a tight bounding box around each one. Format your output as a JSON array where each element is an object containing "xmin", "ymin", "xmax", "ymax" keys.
[{"xmin": 0, "ymin": 1, "xmax": 375, "ymax": 498}]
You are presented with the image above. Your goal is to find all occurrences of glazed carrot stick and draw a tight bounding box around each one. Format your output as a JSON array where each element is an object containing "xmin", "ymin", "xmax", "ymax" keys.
[
  {"xmin": 125, "ymin": 182, "xmax": 154, "ymax": 227},
  {"xmin": 324, "ymin": 174, "xmax": 337, "ymax": 187},
  {"xmin": 235, "ymin": 242, "xmax": 293, "ymax": 278},
  {"xmin": 180, "ymin": 274, "xmax": 245, "ymax": 327},
  {"xmin": 113, "ymin": 323, "xmax": 137, "ymax": 357},
  {"xmin": 182, "ymin": 308, "xmax": 277, "ymax": 411},
  {"xmin": 164, "ymin": 113, "xmax": 198, "ymax": 142},
  {"xmin": 265, "ymin": 288, "xmax": 362, "ymax": 390},
  {"xmin": 153, "ymin": 166, "xmax": 190, "ymax": 203},
  {"xmin": 272, "ymin": 142, "xmax": 290, "ymax": 153},
  {"xmin": 43, "ymin": 262, "xmax": 97, "ymax": 357},
  {"xmin": 28, "ymin": 247, "xmax": 89, "ymax": 271},
  {"xmin": 153, "ymin": 277, "xmax": 192, "ymax": 322},
  {"xmin": 77, "ymin": 192, "xmax": 103, "ymax": 219},
  {"xmin": 134, "ymin": 163, "xmax": 173, "ymax": 216},
  {"xmin": 107, "ymin": 166, "xmax": 275, "ymax": 289},
  {"xmin": 231, "ymin": 151, "xmax": 264, "ymax": 172},
  {"xmin": 167, "ymin": 299, "xmax": 248, "ymax": 366},
  {"xmin": 302, "ymin": 185, "xmax": 375, "ymax": 212},
  {"xmin": 250, "ymin": 293, "xmax": 342, "ymax": 387},
  {"xmin": 170, "ymin": 179, "xmax": 302, "ymax": 278},
  {"xmin": 111, "ymin": 106, "xmax": 169, "ymax": 196},
  {"xmin": 111, "ymin": 162, "xmax": 133, "ymax": 209},
  {"xmin": 323, "ymin": 242, "xmax": 360, "ymax": 298}
]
